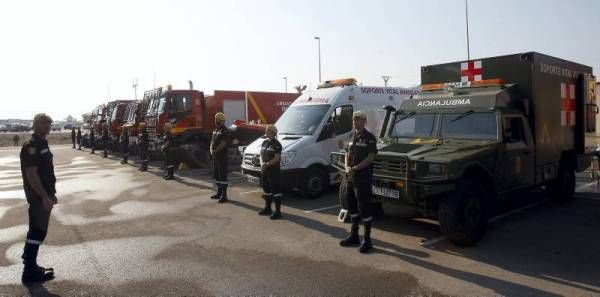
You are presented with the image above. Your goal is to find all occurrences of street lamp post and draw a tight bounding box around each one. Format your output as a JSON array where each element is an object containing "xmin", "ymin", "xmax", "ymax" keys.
[
  {"xmin": 314, "ymin": 36, "xmax": 321, "ymax": 83},
  {"xmin": 382, "ymin": 75, "xmax": 391, "ymax": 87},
  {"xmin": 283, "ymin": 76, "xmax": 288, "ymax": 93}
]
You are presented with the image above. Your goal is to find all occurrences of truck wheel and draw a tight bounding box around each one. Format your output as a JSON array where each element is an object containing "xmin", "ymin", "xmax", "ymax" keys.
[
  {"xmin": 438, "ymin": 178, "xmax": 488, "ymax": 246},
  {"xmin": 546, "ymin": 168, "xmax": 575, "ymax": 204},
  {"xmin": 301, "ymin": 167, "xmax": 328, "ymax": 199}
]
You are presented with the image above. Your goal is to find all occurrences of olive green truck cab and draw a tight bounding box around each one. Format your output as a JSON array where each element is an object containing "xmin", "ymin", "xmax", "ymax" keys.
[{"xmin": 331, "ymin": 52, "xmax": 597, "ymax": 246}]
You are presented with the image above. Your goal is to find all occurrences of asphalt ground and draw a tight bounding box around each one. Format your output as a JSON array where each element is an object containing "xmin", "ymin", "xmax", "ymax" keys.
[{"xmin": 0, "ymin": 145, "xmax": 599, "ymax": 296}]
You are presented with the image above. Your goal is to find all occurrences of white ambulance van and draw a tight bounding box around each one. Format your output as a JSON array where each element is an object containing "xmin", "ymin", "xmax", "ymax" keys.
[{"xmin": 241, "ymin": 78, "xmax": 418, "ymax": 198}]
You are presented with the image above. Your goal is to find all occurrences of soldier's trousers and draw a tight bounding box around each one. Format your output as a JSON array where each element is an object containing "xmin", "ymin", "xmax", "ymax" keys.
[
  {"xmin": 213, "ymin": 155, "xmax": 228, "ymax": 187},
  {"xmin": 22, "ymin": 201, "xmax": 51, "ymax": 266},
  {"xmin": 139, "ymin": 146, "xmax": 149, "ymax": 165},
  {"xmin": 261, "ymin": 167, "xmax": 281, "ymax": 200},
  {"xmin": 346, "ymin": 177, "xmax": 373, "ymax": 223}
]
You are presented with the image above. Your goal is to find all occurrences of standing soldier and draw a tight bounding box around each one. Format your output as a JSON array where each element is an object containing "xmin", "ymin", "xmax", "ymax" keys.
[
  {"xmin": 89, "ymin": 128, "xmax": 96, "ymax": 154},
  {"xmin": 137, "ymin": 123, "xmax": 149, "ymax": 171},
  {"xmin": 339, "ymin": 111, "xmax": 377, "ymax": 253},
  {"xmin": 20, "ymin": 113, "xmax": 56, "ymax": 283},
  {"xmin": 13, "ymin": 134, "xmax": 20, "ymax": 146},
  {"xmin": 71, "ymin": 128, "xmax": 76, "ymax": 149},
  {"xmin": 102, "ymin": 124, "xmax": 109, "ymax": 158},
  {"xmin": 120, "ymin": 127, "xmax": 130, "ymax": 164},
  {"xmin": 76, "ymin": 127, "xmax": 82, "ymax": 150},
  {"xmin": 258, "ymin": 125, "xmax": 283, "ymax": 219},
  {"xmin": 210, "ymin": 112, "xmax": 230, "ymax": 203},
  {"xmin": 161, "ymin": 123, "xmax": 175, "ymax": 180}
]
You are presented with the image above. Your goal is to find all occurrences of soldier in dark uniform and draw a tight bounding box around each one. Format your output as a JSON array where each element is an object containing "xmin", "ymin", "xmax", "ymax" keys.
[
  {"xmin": 120, "ymin": 127, "xmax": 130, "ymax": 164},
  {"xmin": 161, "ymin": 123, "xmax": 175, "ymax": 180},
  {"xmin": 259, "ymin": 125, "xmax": 283, "ymax": 219},
  {"xmin": 102, "ymin": 124, "xmax": 109, "ymax": 158},
  {"xmin": 137, "ymin": 123, "xmax": 149, "ymax": 171},
  {"xmin": 210, "ymin": 112, "xmax": 230, "ymax": 203},
  {"xmin": 339, "ymin": 111, "xmax": 377, "ymax": 253},
  {"xmin": 89, "ymin": 127, "xmax": 96, "ymax": 154},
  {"xmin": 19, "ymin": 113, "xmax": 56, "ymax": 283},
  {"xmin": 76, "ymin": 127, "xmax": 82, "ymax": 150},
  {"xmin": 71, "ymin": 128, "xmax": 76, "ymax": 149}
]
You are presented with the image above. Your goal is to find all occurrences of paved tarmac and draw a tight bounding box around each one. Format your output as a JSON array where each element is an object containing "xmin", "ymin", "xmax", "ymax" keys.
[{"xmin": 0, "ymin": 145, "xmax": 599, "ymax": 296}]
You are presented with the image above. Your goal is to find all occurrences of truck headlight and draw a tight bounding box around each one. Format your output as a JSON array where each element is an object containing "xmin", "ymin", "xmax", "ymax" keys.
[
  {"xmin": 281, "ymin": 151, "xmax": 296, "ymax": 167},
  {"xmin": 414, "ymin": 162, "xmax": 447, "ymax": 178},
  {"xmin": 428, "ymin": 163, "xmax": 443, "ymax": 175}
]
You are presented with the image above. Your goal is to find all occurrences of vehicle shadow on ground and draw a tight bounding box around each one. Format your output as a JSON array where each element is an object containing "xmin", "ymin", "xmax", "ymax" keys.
[
  {"xmin": 227, "ymin": 200, "xmax": 560, "ymax": 296},
  {"xmin": 227, "ymin": 199, "xmax": 430, "ymax": 259},
  {"xmin": 418, "ymin": 191, "xmax": 600, "ymax": 295}
]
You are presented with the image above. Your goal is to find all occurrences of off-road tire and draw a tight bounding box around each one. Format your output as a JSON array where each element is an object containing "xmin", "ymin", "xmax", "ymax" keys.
[{"xmin": 438, "ymin": 178, "xmax": 488, "ymax": 246}]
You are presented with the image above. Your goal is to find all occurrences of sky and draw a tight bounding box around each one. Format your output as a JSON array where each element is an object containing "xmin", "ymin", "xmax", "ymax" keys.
[{"xmin": 0, "ymin": 0, "xmax": 599, "ymax": 121}]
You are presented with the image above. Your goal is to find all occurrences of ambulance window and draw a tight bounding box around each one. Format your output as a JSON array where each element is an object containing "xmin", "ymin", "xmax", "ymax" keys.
[
  {"xmin": 503, "ymin": 116, "xmax": 526, "ymax": 144},
  {"xmin": 332, "ymin": 105, "xmax": 353, "ymax": 135}
]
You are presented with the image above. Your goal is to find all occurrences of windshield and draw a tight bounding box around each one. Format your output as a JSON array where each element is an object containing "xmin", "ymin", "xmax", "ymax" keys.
[
  {"xmin": 441, "ymin": 112, "xmax": 497, "ymax": 140},
  {"xmin": 171, "ymin": 94, "xmax": 192, "ymax": 113},
  {"xmin": 276, "ymin": 105, "xmax": 330, "ymax": 135},
  {"xmin": 391, "ymin": 113, "xmax": 436, "ymax": 138}
]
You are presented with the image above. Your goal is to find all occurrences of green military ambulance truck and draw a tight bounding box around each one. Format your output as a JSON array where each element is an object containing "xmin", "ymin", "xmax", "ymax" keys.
[{"xmin": 331, "ymin": 52, "xmax": 597, "ymax": 246}]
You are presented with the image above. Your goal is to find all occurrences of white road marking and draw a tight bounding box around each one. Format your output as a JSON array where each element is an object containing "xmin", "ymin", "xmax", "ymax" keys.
[
  {"xmin": 576, "ymin": 195, "xmax": 600, "ymax": 201},
  {"xmin": 304, "ymin": 205, "xmax": 339, "ymax": 213},
  {"xmin": 420, "ymin": 199, "xmax": 547, "ymax": 247},
  {"xmin": 575, "ymin": 181, "xmax": 599, "ymax": 192},
  {"xmin": 488, "ymin": 200, "xmax": 546, "ymax": 223},
  {"xmin": 239, "ymin": 189, "xmax": 263, "ymax": 195},
  {"xmin": 419, "ymin": 236, "xmax": 446, "ymax": 247}
]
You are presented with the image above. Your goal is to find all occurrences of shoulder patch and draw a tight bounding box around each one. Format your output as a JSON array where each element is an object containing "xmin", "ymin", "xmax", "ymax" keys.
[{"xmin": 28, "ymin": 146, "xmax": 37, "ymax": 155}]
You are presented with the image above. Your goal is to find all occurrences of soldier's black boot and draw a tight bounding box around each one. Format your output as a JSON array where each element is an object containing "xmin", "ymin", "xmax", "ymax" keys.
[
  {"xmin": 339, "ymin": 219, "xmax": 360, "ymax": 247},
  {"xmin": 140, "ymin": 162, "xmax": 148, "ymax": 172},
  {"xmin": 210, "ymin": 186, "xmax": 223, "ymax": 199},
  {"xmin": 103, "ymin": 150, "xmax": 107, "ymax": 158},
  {"xmin": 258, "ymin": 195, "xmax": 272, "ymax": 216},
  {"xmin": 217, "ymin": 186, "xmax": 228, "ymax": 203},
  {"xmin": 21, "ymin": 243, "xmax": 54, "ymax": 283},
  {"xmin": 359, "ymin": 221, "xmax": 373, "ymax": 253},
  {"xmin": 270, "ymin": 197, "xmax": 282, "ymax": 220},
  {"xmin": 164, "ymin": 167, "xmax": 175, "ymax": 180}
]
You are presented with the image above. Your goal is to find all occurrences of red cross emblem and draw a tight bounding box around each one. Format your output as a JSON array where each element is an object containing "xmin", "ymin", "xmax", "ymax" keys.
[
  {"xmin": 460, "ymin": 60, "xmax": 483, "ymax": 82},
  {"xmin": 561, "ymin": 83, "xmax": 576, "ymax": 126}
]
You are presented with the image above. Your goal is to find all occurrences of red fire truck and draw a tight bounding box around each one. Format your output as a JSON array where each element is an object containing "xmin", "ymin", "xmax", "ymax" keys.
[{"xmin": 143, "ymin": 83, "xmax": 299, "ymax": 167}]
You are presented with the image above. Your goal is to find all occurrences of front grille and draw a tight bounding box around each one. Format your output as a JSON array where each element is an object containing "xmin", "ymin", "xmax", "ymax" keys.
[
  {"xmin": 373, "ymin": 157, "xmax": 408, "ymax": 178},
  {"xmin": 243, "ymin": 153, "xmax": 261, "ymax": 168}
]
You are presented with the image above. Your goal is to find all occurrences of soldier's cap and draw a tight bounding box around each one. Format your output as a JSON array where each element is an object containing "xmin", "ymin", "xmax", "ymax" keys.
[
  {"xmin": 215, "ymin": 112, "xmax": 226, "ymax": 121},
  {"xmin": 352, "ymin": 111, "xmax": 367, "ymax": 120},
  {"xmin": 265, "ymin": 124, "xmax": 278, "ymax": 134},
  {"xmin": 33, "ymin": 113, "xmax": 53, "ymax": 124}
]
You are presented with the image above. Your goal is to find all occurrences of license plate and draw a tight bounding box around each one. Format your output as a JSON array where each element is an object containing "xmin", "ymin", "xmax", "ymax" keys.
[
  {"xmin": 246, "ymin": 175, "xmax": 260, "ymax": 184},
  {"xmin": 372, "ymin": 186, "xmax": 400, "ymax": 199}
]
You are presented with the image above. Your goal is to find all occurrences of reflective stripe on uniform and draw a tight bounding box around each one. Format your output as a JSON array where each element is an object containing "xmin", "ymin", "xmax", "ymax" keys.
[
  {"xmin": 26, "ymin": 239, "xmax": 43, "ymax": 245},
  {"xmin": 273, "ymin": 193, "xmax": 282, "ymax": 197},
  {"xmin": 362, "ymin": 216, "xmax": 373, "ymax": 222},
  {"xmin": 350, "ymin": 213, "xmax": 360, "ymax": 218},
  {"xmin": 215, "ymin": 181, "xmax": 229, "ymax": 185}
]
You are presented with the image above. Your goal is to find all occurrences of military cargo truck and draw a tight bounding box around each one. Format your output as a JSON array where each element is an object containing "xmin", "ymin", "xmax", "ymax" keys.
[{"xmin": 331, "ymin": 52, "xmax": 597, "ymax": 246}]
